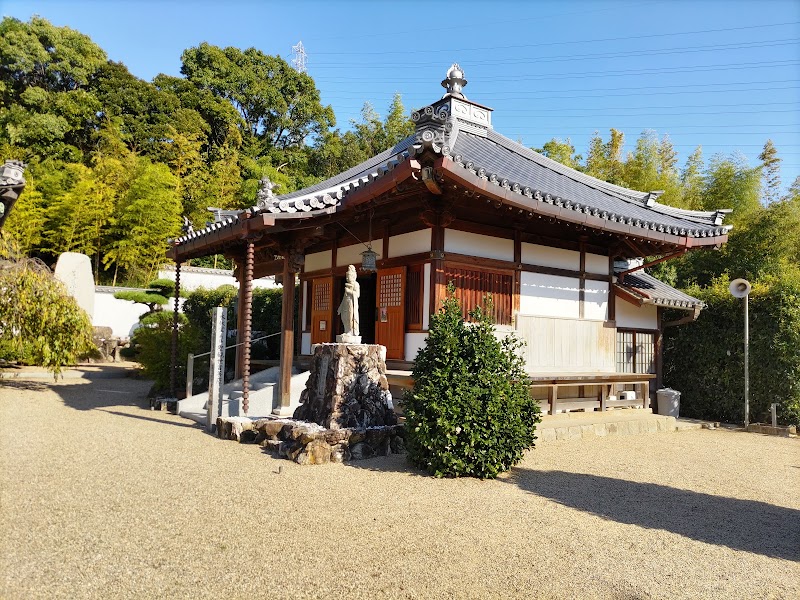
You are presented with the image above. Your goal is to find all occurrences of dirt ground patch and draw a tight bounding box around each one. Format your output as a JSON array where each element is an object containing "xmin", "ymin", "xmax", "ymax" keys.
[{"xmin": 1, "ymin": 365, "xmax": 798, "ymax": 599}]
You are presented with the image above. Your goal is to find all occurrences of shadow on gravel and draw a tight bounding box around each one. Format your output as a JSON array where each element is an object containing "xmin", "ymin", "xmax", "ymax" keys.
[
  {"xmin": 0, "ymin": 380, "xmax": 49, "ymax": 391},
  {"xmin": 506, "ymin": 468, "xmax": 800, "ymax": 561},
  {"xmin": 97, "ymin": 409, "xmax": 200, "ymax": 429}
]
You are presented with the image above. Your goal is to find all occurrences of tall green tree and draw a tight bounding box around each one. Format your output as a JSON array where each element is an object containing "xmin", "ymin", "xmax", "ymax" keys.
[
  {"xmin": 0, "ymin": 17, "xmax": 107, "ymax": 161},
  {"xmin": 104, "ymin": 158, "xmax": 181, "ymax": 284},
  {"xmin": 180, "ymin": 43, "xmax": 334, "ymax": 157},
  {"xmin": 758, "ymin": 139, "xmax": 781, "ymax": 205},
  {"xmin": 681, "ymin": 146, "xmax": 705, "ymax": 210},
  {"xmin": 536, "ymin": 137, "xmax": 581, "ymax": 169}
]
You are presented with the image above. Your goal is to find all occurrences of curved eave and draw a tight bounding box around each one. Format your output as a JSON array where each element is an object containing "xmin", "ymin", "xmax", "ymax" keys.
[
  {"xmin": 167, "ymin": 159, "xmax": 418, "ymax": 262},
  {"xmin": 436, "ymin": 155, "xmax": 729, "ymax": 249}
]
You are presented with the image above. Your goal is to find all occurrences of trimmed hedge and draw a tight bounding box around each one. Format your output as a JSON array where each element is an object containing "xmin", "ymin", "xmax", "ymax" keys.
[
  {"xmin": 403, "ymin": 291, "xmax": 541, "ymax": 479},
  {"xmin": 664, "ymin": 275, "xmax": 800, "ymax": 426}
]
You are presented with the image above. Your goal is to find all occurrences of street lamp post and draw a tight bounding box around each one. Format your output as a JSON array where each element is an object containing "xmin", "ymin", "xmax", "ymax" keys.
[{"xmin": 729, "ymin": 278, "xmax": 752, "ymax": 428}]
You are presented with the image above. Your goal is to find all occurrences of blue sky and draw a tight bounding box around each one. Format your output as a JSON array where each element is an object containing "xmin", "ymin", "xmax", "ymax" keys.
[{"xmin": 4, "ymin": 0, "xmax": 799, "ymax": 194}]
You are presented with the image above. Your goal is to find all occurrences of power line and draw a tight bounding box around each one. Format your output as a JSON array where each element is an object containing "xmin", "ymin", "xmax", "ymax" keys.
[
  {"xmin": 311, "ymin": 38, "xmax": 799, "ymax": 68},
  {"xmin": 311, "ymin": 21, "xmax": 800, "ymax": 56}
]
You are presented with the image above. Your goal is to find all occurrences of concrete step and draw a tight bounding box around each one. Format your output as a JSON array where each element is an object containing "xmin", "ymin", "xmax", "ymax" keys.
[{"xmin": 537, "ymin": 409, "xmax": 677, "ymax": 443}]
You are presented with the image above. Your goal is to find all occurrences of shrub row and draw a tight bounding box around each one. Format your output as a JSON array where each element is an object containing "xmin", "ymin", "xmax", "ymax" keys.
[{"xmin": 664, "ymin": 275, "xmax": 800, "ymax": 426}]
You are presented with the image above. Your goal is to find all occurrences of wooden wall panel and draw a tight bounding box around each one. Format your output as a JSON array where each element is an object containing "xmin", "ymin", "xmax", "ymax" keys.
[{"xmin": 516, "ymin": 316, "xmax": 616, "ymax": 374}]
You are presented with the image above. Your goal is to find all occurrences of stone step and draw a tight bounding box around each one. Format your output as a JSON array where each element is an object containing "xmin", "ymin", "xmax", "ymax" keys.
[{"xmin": 537, "ymin": 410, "xmax": 677, "ymax": 443}]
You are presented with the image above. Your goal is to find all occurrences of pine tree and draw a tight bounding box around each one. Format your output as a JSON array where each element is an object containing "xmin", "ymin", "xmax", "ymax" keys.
[{"xmin": 758, "ymin": 139, "xmax": 781, "ymax": 205}]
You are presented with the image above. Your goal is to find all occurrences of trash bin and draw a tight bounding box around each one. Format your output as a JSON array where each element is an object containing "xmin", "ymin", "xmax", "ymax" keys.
[{"xmin": 656, "ymin": 388, "xmax": 681, "ymax": 418}]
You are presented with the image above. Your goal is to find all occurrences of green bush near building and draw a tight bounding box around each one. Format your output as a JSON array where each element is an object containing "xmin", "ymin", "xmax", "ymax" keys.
[
  {"xmin": 664, "ymin": 275, "xmax": 800, "ymax": 427},
  {"xmin": 403, "ymin": 290, "xmax": 541, "ymax": 479}
]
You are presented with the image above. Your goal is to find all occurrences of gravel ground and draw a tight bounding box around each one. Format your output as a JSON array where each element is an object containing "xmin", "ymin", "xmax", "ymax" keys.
[{"xmin": 1, "ymin": 365, "xmax": 798, "ymax": 599}]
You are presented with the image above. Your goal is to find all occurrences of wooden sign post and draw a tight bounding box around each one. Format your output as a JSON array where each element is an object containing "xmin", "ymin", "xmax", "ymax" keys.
[{"xmin": 207, "ymin": 307, "xmax": 227, "ymax": 431}]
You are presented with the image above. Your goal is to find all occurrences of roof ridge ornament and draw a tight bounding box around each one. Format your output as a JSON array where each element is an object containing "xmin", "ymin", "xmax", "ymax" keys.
[
  {"xmin": 256, "ymin": 176, "xmax": 280, "ymax": 209},
  {"xmin": 442, "ymin": 63, "xmax": 467, "ymax": 99}
]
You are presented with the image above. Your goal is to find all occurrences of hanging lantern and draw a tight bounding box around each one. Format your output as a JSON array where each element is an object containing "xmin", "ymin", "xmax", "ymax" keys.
[{"xmin": 361, "ymin": 247, "xmax": 378, "ymax": 272}]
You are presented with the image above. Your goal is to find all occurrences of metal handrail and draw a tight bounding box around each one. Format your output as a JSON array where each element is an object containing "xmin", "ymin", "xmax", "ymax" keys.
[
  {"xmin": 191, "ymin": 331, "xmax": 282, "ymax": 359},
  {"xmin": 185, "ymin": 331, "xmax": 282, "ymax": 398}
]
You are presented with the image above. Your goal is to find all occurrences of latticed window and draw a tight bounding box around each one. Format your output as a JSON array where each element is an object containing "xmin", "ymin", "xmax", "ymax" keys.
[
  {"xmin": 405, "ymin": 264, "xmax": 423, "ymax": 329},
  {"xmin": 616, "ymin": 330, "xmax": 656, "ymax": 374},
  {"xmin": 444, "ymin": 265, "xmax": 513, "ymax": 325}
]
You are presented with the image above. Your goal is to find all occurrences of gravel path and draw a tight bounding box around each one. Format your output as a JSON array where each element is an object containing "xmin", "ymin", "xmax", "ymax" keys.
[{"xmin": 1, "ymin": 365, "xmax": 798, "ymax": 599}]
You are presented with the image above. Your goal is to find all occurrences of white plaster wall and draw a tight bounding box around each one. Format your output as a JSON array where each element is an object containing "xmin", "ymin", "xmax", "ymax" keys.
[
  {"xmin": 422, "ymin": 263, "xmax": 431, "ymax": 330},
  {"xmin": 521, "ymin": 243, "xmax": 579, "ymax": 270},
  {"xmin": 93, "ymin": 289, "xmax": 151, "ymax": 338},
  {"xmin": 519, "ymin": 272, "xmax": 580, "ymax": 318},
  {"xmin": 445, "ymin": 229, "xmax": 514, "ymax": 261},
  {"xmin": 158, "ymin": 266, "xmax": 278, "ymax": 291},
  {"xmin": 404, "ymin": 333, "xmax": 429, "ymax": 362},
  {"xmin": 301, "ymin": 332, "xmax": 312, "ymax": 355},
  {"xmin": 586, "ymin": 253, "xmax": 609, "ymax": 275},
  {"xmin": 615, "ymin": 300, "xmax": 658, "ymax": 330},
  {"xmin": 584, "ymin": 281, "xmax": 609, "ymax": 321},
  {"xmin": 305, "ymin": 250, "xmax": 331, "ymax": 272},
  {"xmin": 336, "ymin": 242, "xmax": 365, "ymax": 267},
  {"xmin": 388, "ymin": 229, "xmax": 431, "ymax": 257}
]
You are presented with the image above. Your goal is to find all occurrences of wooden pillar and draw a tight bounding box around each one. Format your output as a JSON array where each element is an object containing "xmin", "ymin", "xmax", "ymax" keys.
[
  {"xmin": 430, "ymin": 212, "xmax": 445, "ymax": 313},
  {"xmin": 241, "ymin": 240, "xmax": 255, "ymax": 415},
  {"xmin": 278, "ymin": 255, "xmax": 296, "ymax": 413},
  {"xmin": 608, "ymin": 253, "xmax": 616, "ymax": 322},
  {"xmin": 655, "ymin": 307, "xmax": 664, "ymax": 406},
  {"xmin": 234, "ymin": 258, "xmax": 246, "ymax": 380},
  {"xmin": 513, "ymin": 229, "xmax": 521, "ymax": 325},
  {"xmin": 169, "ymin": 260, "xmax": 182, "ymax": 398},
  {"xmin": 578, "ymin": 239, "xmax": 587, "ymax": 319}
]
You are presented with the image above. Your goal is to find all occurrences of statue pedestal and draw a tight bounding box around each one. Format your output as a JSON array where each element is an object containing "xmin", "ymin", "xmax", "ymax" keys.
[
  {"xmin": 293, "ymin": 343, "xmax": 395, "ymax": 430},
  {"xmin": 336, "ymin": 334, "xmax": 362, "ymax": 344}
]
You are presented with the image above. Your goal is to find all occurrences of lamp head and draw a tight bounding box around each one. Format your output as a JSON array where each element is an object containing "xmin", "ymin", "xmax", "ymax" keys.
[{"xmin": 729, "ymin": 278, "xmax": 751, "ymax": 298}]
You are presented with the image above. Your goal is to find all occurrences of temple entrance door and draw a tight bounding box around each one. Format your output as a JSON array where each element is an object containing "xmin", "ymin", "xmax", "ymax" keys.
[
  {"xmin": 375, "ymin": 266, "xmax": 406, "ymax": 360},
  {"xmin": 310, "ymin": 276, "xmax": 334, "ymax": 345},
  {"xmin": 357, "ymin": 273, "xmax": 377, "ymax": 344}
]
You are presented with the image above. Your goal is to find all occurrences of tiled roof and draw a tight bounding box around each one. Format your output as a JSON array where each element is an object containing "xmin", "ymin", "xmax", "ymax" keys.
[
  {"xmin": 616, "ymin": 271, "xmax": 703, "ymax": 310},
  {"xmin": 173, "ymin": 69, "xmax": 731, "ymax": 249}
]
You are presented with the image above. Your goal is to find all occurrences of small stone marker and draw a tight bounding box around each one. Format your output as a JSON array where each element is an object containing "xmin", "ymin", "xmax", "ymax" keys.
[{"xmin": 207, "ymin": 307, "xmax": 227, "ymax": 431}]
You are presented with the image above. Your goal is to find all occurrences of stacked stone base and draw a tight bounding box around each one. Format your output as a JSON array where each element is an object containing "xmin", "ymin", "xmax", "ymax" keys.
[{"xmin": 216, "ymin": 416, "xmax": 405, "ymax": 465}]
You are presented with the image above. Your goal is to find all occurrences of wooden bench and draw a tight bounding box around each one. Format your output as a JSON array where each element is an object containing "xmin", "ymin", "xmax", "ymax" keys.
[{"xmin": 528, "ymin": 373, "xmax": 654, "ymax": 415}]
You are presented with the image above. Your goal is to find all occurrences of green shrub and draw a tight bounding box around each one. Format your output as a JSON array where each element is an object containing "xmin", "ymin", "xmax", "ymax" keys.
[
  {"xmin": 664, "ymin": 274, "xmax": 800, "ymax": 426},
  {"xmin": 403, "ymin": 290, "xmax": 541, "ymax": 479},
  {"xmin": 0, "ymin": 257, "xmax": 94, "ymax": 375},
  {"xmin": 129, "ymin": 310, "xmax": 193, "ymax": 394}
]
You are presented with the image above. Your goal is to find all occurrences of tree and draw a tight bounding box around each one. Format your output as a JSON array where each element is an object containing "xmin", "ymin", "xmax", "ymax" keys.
[
  {"xmin": 104, "ymin": 158, "xmax": 182, "ymax": 284},
  {"xmin": 758, "ymin": 139, "xmax": 781, "ymax": 205},
  {"xmin": 403, "ymin": 290, "xmax": 541, "ymax": 478},
  {"xmin": 0, "ymin": 17, "xmax": 107, "ymax": 161},
  {"xmin": 114, "ymin": 278, "xmax": 175, "ymax": 316},
  {"xmin": 584, "ymin": 131, "xmax": 606, "ymax": 179},
  {"xmin": 0, "ymin": 252, "xmax": 94, "ymax": 375},
  {"xmin": 1, "ymin": 169, "xmax": 46, "ymax": 254},
  {"xmin": 180, "ymin": 43, "xmax": 335, "ymax": 157},
  {"xmin": 703, "ymin": 153, "xmax": 761, "ymax": 226},
  {"xmin": 681, "ymin": 146, "xmax": 705, "ymax": 210},
  {"xmin": 536, "ymin": 137, "xmax": 581, "ymax": 169}
]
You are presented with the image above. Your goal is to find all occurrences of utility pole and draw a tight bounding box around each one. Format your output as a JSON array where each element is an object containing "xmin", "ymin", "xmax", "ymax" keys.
[{"xmin": 291, "ymin": 41, "xmax": 307, "ymax": 73}]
